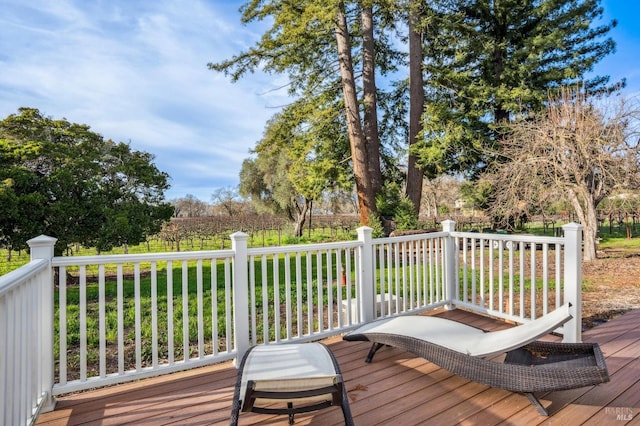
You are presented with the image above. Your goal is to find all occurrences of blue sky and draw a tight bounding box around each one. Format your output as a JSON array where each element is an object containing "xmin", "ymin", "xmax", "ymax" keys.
[{"xmin": 1, "ymin": 1, "xmax": 638, "ymax": 202}]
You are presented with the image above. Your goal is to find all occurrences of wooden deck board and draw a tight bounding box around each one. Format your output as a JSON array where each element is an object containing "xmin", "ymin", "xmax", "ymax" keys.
[{"xmin": 37, "ymin": 307, "xmax": 640, "ymax": 425}]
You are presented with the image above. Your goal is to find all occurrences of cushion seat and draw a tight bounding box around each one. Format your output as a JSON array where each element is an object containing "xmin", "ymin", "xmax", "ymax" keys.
[{"xmin": 230, "ymin": 343, "xmax": 353, "ymax": 425}]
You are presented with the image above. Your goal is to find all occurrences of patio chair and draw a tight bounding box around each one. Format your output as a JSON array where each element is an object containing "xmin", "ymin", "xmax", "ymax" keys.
[
  {"xmin": 343, "ymin": 303, "xmax": 609, "ymax": 415},
  {"xmin": 230, "ymin": 342, "xmax": 354, "ymax": 425}
]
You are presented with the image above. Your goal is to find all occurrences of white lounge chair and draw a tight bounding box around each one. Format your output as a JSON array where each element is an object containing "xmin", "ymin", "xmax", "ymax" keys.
[{"xmin": 343, "ymin": 304, "xmax": 609, "ymax": 415}]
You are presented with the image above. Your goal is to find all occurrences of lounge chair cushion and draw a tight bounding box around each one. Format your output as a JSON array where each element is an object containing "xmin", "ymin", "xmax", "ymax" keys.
[{"xmin": 346, "ymin": 303, "xmax": 572, "ymax": 357}]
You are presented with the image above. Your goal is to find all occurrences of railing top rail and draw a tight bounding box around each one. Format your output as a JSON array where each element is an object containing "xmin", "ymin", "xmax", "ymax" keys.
[
  {"xmin": 451, "ymin": 231, "xmax": 564, "ymax": 244},
  {"xmin": 247, "ymin": 240, "xmax": 362, "ymax": 256},
  {"xmin": 51, "ymin": 249, "xmax": 236, "ymax": 267},
  {"xmin": 0, "ymin": 258, "xmax": 49, "ymax": 296},
  {"xmin": 373, "ymin": 231, "xmax": 449, "ymax": 245}
]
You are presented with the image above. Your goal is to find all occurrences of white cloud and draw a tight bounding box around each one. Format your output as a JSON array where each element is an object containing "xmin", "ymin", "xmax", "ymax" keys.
[{"xmin": 0, "ymin": 0, "xmax": 285, "ymax": 201}]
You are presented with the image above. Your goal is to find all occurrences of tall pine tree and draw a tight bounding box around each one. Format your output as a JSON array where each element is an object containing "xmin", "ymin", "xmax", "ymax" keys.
[{"xmin": 414, "ymin": 0, "xmax": 618, "ymax": 178}]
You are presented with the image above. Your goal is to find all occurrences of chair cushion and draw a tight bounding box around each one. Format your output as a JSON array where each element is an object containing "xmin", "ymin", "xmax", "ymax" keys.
[
  {"xmin": 240, "ymin": 343, "xmax": 339, "ymax": 407},
  {"xmin": 347, "ymin": 303, "xmax": 572, "ymax": 357}
]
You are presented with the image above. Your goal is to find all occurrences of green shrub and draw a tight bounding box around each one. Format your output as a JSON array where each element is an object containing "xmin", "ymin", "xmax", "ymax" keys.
[
  {"xmin": 368, "ymin": 213, "xmax": 385, "ymax": 238},
  {"xmin": 394, "ymin": 197, "xmax": 418, "ymax": 231}
]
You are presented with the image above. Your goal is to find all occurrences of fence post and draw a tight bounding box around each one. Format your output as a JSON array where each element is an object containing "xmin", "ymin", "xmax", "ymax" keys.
[
  {"xmin": 441, "ymin": 220, "xmax": 457, "ymax": 310},
  {"xmin": 562, "ymin": 222, "xmax": 583, "ymax": 343},
  {"xmin": 27, "ymin": 235, "xmax": 58, "ymax": 413},
  {"xmin": 231, "ymin": 232, "xmax": 250, "ymax": 366},
  {"xmin": 356, "ymin": 226, "xmax": 375, "ymax": 323}
]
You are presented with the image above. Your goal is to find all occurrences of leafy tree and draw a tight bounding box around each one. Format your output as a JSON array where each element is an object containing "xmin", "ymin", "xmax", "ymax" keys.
[
  {"xmin": 0, "ymin": 108, "xmax": 174, "ymax": 255},
  {"xmin": 460, "ymin": 180, "xmax": 494, "ymax": 214},
  {"xmin": 483, "ymin": 89, "xmax": 640, "ymax": 261},
  {"xmin": 239, "ymin": 96, "xmax": 352, "ymax": 237},
  {"xmin": 239, "ymin": 143, "xmax": 309, "ymax": 234},
  {"xmin": 376, "ymin": 181, "xmax": 418, "ymax": 231},
  {"xmin": 210, "ymin": 1, "xmax": 401, "ymax": 226},
  {"xmin": 414, "ymin": 0, "xmax": 619, "ymax": 178}
]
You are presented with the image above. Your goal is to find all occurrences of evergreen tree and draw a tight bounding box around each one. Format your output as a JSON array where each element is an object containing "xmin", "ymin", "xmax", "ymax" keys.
[
  {"xmin": 414, "ymin": 0, "xmax": 618, "ymax": 178},
  {"xmin": 405, "ymin": 0, "xmax": 426, "ymax": 213}
]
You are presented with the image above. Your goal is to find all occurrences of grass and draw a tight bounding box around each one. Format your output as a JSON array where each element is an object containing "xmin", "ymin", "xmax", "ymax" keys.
[{"xmin": 526, "ymin": 221, "xmax": 640, "ymax": 250}]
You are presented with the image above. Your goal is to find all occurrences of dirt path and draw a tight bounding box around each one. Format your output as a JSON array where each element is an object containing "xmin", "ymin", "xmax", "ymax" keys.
[{"xmin": 581, "ymin": 248, "xmax": 640, "ymax": 328}]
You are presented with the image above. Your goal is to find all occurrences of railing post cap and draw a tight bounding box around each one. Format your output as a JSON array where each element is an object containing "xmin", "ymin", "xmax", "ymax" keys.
[
  {"xmin": 562, "ymin": 222, "xmax": 583, "ymax": 231},
  {"xmin": 441, "ymin": 219, "xmax": 456, "ymax": 232},
  {"xmin": 356, "ymin": 226, "xmax": 373, "ymax": 234},
  {"xmin": 27, "ymin": 235, "xmax": 58, "ymax": 247},
  {"xmin": 230, "ymin": 231, "xmax": 249, "ymax": 240}
]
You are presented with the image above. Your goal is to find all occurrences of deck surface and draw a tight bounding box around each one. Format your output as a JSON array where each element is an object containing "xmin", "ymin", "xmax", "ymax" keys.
[{"xmin": 36, "ymin": 308, "xmax": 640, "ymax": 425}]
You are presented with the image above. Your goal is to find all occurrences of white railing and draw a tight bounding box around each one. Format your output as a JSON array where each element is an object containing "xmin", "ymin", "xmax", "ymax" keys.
[
  {"xmin": 449, "ymin": 221, "xmax": 583, "ymax": 342},
  {"xmin": 246, "ymin": 239, "xmax": 362, "ymax": 345},
  {"xmin": 50, "ymin": 248, "xmax": 238, "ymax": 395},
  {"xmin": 0, "ymin": 236, "xmax": 56, "ymax": 426},
  {"xmin": 370, "ymin": 230, "xmax": 451, "ymax": 317},
  {"xmin": 0, "ymin": 221, "xmax": 582, "ymax": 423}
]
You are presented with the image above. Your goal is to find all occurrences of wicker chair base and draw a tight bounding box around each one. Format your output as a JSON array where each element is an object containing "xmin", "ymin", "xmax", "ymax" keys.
[{"xmin": 345, "ymin": 333, "xmax": 609, "ymax": 416}]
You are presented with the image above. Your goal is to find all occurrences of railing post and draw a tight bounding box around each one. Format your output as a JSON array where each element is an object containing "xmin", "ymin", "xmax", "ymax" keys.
[
  {"xmin": 562, "ymin": 223, "xmax": 583, "ymax": 343},
  {"xmin": 231, "ymin": 232, "xmax": 250, "ymax": 366},
  {"xmin": 441, "ymin": 220, "xmax": 457, "ymax": 310},
  {"xmin": 27, "ymin": 235, "xmax": 57, "ymax": 413},
  {"xmin": 356, "ymin": 226, "xmax": 375, "ymax": 323}
]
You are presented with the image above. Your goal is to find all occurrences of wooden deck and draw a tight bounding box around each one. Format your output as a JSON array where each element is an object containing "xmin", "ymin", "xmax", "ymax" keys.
[{"xmin": 37, "ymin": 308, "xmax": 640, "ymax": 425}]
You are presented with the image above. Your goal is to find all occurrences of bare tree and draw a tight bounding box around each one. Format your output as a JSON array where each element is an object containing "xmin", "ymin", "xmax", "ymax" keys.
[
  {"xmin": 420, "ymin": 175, "xmax": 462, "ymax": 219},
  {"xmin": 211, "ymin": 187, "xmax": 245, "ymax": 216},
  {"xmin": 484, "ymin": 88, "xmax": 640, "ymax": 261},
  {"xmin": 172, "ymin": 194, "xmax": 208, "ymax": 217}
]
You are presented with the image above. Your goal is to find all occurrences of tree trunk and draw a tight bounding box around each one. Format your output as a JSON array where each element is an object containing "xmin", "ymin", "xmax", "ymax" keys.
[
  {"xmin": 567, "ymin": 189, "xmax": 598, "ymax": 262},
  {"xmin": 361, "ymin": 5, "xmax": 382, "ymax": 199},
  {"xmin": 491, "ymin": 9, "xmax": 509, "ymax": 125},
  {"xmin": 335, "ymin": 3, "xmax": 376, "ymax": 226},
  {"xmin": 406, "ymin": 0, "xmax": 425, "ymax": 214},
  {"xmin": 293, "ymin": 198, "xmax": 311, "ymax": 237},
  {"xmin": 582, "ymin": 197, "xmax": 599, "ymax": 262}
]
